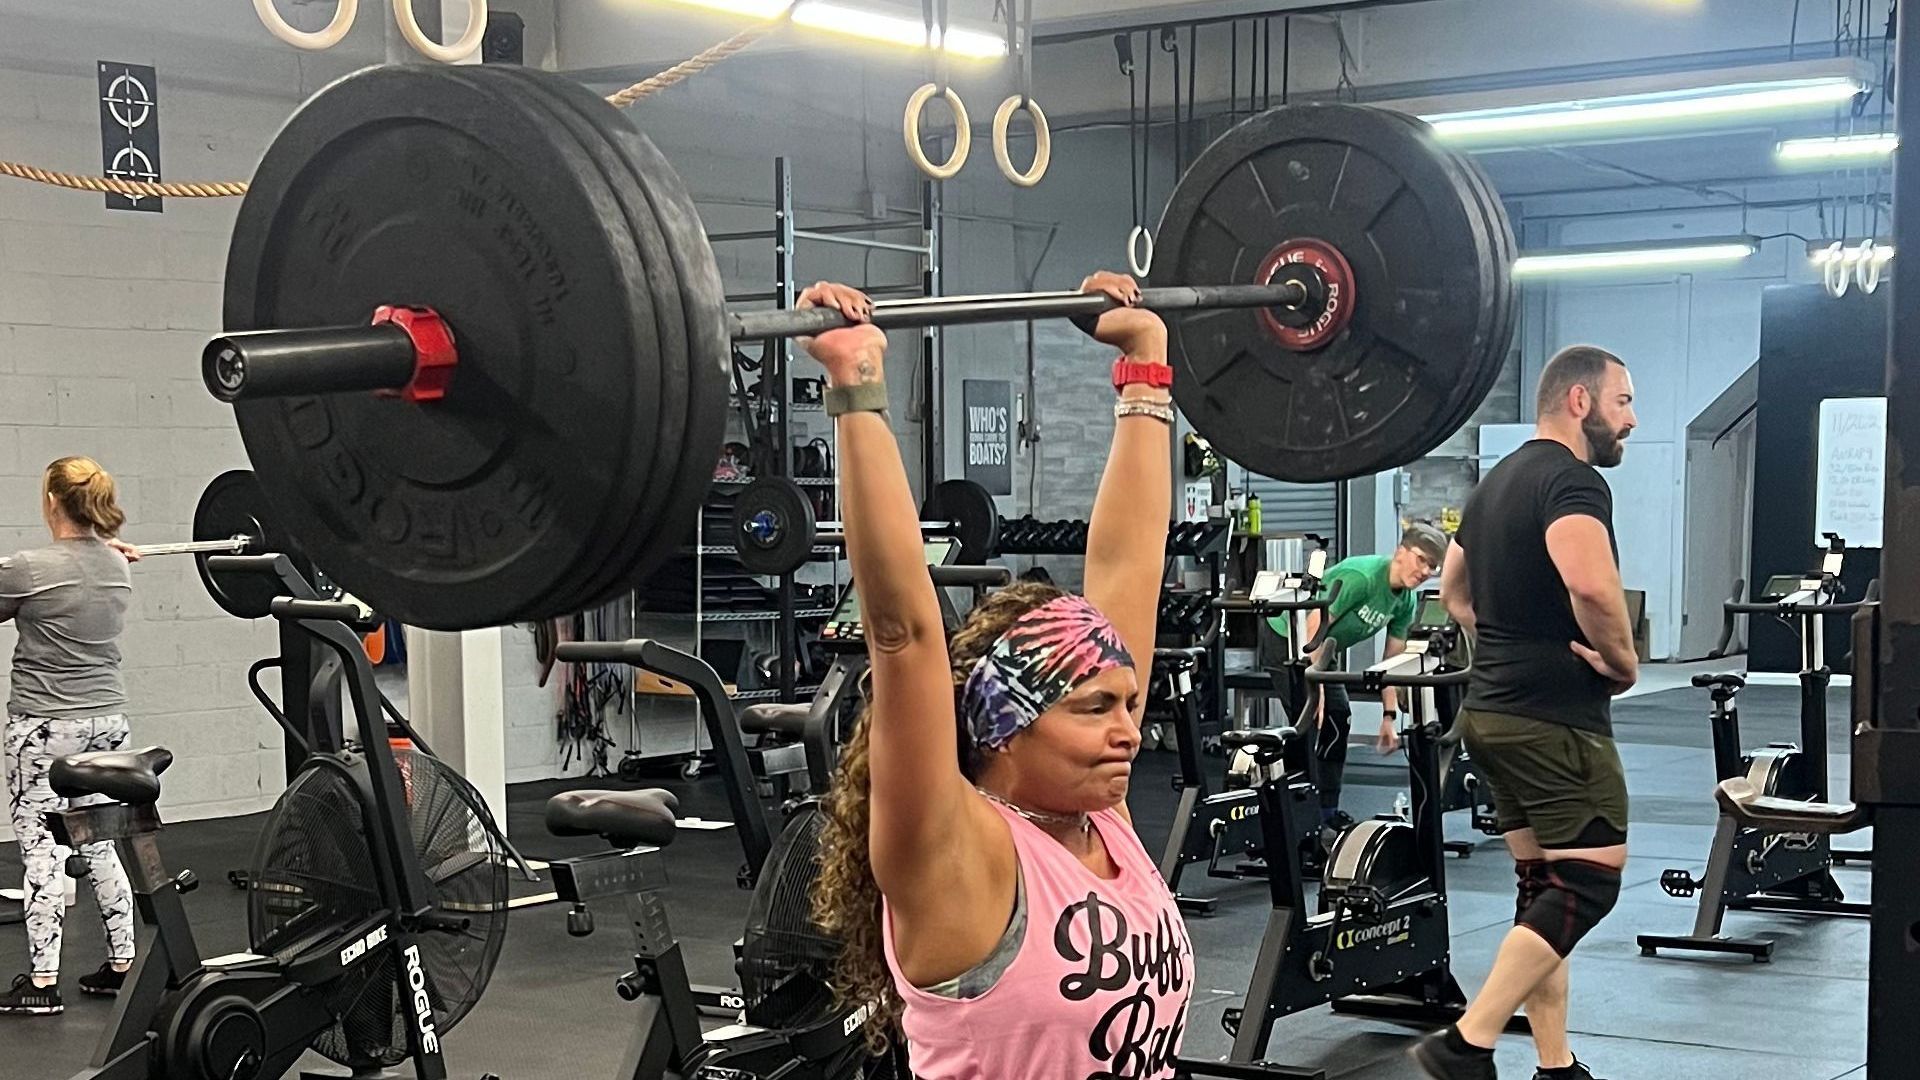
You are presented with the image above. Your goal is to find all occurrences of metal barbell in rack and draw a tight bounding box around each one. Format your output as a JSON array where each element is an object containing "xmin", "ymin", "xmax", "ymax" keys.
[{"xmin": 199, "ymin": 63, "xmax": 1515, "ymax": 631}]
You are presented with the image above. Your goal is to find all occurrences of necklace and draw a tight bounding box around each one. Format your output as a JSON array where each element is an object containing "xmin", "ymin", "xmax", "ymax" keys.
[{"xmin": 975, "ymin": 788, "xmax": 1091, "ymax": 836}]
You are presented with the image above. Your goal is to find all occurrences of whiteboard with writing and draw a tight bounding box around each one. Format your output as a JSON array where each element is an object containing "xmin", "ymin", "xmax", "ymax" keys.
[{"xmin": 1814, "ymin": 396, "xmax": 1887, "ymax": 548}]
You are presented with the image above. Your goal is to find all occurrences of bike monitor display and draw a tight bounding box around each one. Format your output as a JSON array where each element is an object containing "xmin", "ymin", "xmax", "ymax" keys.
[
  {"xmin": 1760, "ymin": 574, "xmax": 1814, "ymax": 600},
  {"xmin": 1410, "ymin": 593, "xmax": 1453, "ymax": 634}
]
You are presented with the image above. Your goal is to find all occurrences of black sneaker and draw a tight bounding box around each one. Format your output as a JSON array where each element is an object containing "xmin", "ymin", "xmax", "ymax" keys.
[
  {"xmin": 1411, "ymin": 1026, "xmax": 1497, "ymax": 1080},
  {"xmin": 78, "ymin": 963, "xmax": 128, "ymax": 997},
  {"xmin": 0, "ymin": 974, "xmax": 62, "ymax": 1015},
  {"xmin": 1534, "ymin": 1060, "xmax": 1602, "ymax": 1080}
]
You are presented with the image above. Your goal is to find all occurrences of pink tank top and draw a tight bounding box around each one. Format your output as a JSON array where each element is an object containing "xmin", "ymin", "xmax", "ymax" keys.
[{"xmin": 882, "ymin": 802, "xmax": 1194, "ymax": 1080}]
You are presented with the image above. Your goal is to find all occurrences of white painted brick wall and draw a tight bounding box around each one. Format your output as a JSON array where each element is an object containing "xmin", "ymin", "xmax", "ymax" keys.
[{"xmin": 0, "ymin": 49, "xmax": 294, "ymax": 835}]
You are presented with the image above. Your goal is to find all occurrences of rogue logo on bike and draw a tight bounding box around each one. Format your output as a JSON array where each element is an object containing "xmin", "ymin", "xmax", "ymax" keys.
[{"xmin": 404, "ymin": 944, "xmax": 441, "ymax": 1054}]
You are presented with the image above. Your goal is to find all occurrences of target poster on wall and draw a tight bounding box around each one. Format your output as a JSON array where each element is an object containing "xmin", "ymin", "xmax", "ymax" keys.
[{"xmin": 97, "ymin": 61, "xmax": 162, "ymax": 213}]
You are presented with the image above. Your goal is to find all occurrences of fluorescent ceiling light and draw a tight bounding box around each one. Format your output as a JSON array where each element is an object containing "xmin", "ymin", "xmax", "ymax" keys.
[
  {"xmin": 1807, "ymin": 239, "xmax": 1895, "ymax": 264},
  {"xmin": 1513, "ymin": 237, "xmax": 1757, "ymax": 277},
  {"xmin": 1778, "ymin": 132, "xmax": 1898, "ymax": 163},
  {"xmin": 1423, "ymin": 77, "xmax": 1865, "ymax": 146},
  {"xmin": 650, "ymin": 0, "xmax": 1006, "ymax": 57},
  {"xmin": 653, "ymin": 0, "xmax": 793, "ymax": 15},
  {"xmin": 793, "ymin": 1, "xmax": 1005, "ymax": 57}
]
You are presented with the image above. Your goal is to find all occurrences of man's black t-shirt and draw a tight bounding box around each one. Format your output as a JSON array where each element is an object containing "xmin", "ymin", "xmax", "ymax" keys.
[{"xmin": 1459, "ymin": 439, "xmax": 1619, "ymax": 735}]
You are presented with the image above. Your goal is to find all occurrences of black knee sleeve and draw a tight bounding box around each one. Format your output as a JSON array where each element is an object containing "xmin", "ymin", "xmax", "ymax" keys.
[
  {"xmin": 1517, "ymin": 859, "xmax": 1621, "ymax": 957},
  {"xmin": 1513, "ymin": 859, "xmax": 1549, "ymax": 926}
]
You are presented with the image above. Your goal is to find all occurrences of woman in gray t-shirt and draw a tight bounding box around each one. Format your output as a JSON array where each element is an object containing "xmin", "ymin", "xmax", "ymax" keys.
[{"xmin": 0, "ymin": 457, "xmax": 141, "ymax": 1017}]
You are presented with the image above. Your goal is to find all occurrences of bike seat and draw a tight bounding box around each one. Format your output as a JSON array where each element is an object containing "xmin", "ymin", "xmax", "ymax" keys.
[
  {"xmin": 1220, "ymin": 727, "xmax": 1297, "ymax": 753},
  {"xmin": 1154, "ymin": 646, "xmax": 1207, "ymax": 663},
  {"xmin": 739, "ymin": 703, "xmax": 811, "ymax": 738},
  {"xmin": 49, "ymin": 747, "xmax": 172, "ymax": 805},
  {"xmin": 1714, "ymin": 778, "xmax": 1869, "ymax": 835},
  {"xmin": 545, "ymin": 789, "xmax": 680, "ymax": 848},
  {"xmin": 1691, "ymin": 672, "xmax": 1746, "ymax": 691}
]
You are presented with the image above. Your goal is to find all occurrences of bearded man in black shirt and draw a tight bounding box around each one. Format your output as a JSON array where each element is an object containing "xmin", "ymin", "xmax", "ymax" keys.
[{"xmin": 1413, "ymin": 346, "xmax": 1638, "ymax": 1080}]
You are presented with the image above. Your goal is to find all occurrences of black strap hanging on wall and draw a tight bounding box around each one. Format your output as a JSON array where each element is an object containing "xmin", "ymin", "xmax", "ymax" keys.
[
  {"xmin": 1262, "ymin": 18, "xmax": 1272, "ymax": 110},
  {"xmin": 1281, "ymin": 16, "xmax": 1291, "ymax": 105},
  {"xmin": 1161, "ymin": 27, "xmax": 1181, "ymax": 177},
  {"xmin": 1248, "ymin": 18, "xmax": 1260, "ymax": 118},
  {"xmin": 1229, "ymin": 22, "xmax": 1238, "ymax": 121},
  {"xmin": 1186, "ymin": 24, "xmax": 1197, "ymax": 164}
]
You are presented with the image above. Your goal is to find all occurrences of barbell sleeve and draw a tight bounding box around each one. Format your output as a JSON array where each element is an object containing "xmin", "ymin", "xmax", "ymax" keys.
[
  {"xmin": 204, "ymin": 324, "xmax": 417, "ymax": 402},
  {"xmin": 726, "ymin": 282, "xmax": 1308, "ymax": 341}
]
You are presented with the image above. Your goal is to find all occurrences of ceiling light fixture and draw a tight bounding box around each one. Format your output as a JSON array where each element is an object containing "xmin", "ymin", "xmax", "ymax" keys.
[
  {"xmin": 1512, "ymin": 237, "xmax": 1759, "ymax": 277},
  {"xmin": 1424, "ymin": 77, "xmax": 1866, "ymax": 146},
  {"xmin": 648, "ymin": 0, "xmax": 1006, "ymax": 57}
]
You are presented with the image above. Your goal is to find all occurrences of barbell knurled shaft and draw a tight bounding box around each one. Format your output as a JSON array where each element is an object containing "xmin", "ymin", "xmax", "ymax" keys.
[{"xmin": 727, "ymin": 282, "xmax": 1309, "ymax": 341}]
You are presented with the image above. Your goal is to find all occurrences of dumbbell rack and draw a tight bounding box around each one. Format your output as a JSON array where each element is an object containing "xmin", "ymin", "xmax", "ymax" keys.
[
  {"xmin": 627, "ymin": 158, "xmax": 940, "ymax": 771},
  {"xmin": 996, "ymin": 517, "xmax": 1234, "ymax": 736}
]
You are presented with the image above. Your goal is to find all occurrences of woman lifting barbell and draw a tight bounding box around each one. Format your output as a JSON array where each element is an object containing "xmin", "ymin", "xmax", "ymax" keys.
[
  {"xmin": 809, "ymin": 271, "xmax": 1192, "ymax": 1078},
  {"xmin": 0, "ymin": 457, "xmax": 142, "ymax": 1017}
]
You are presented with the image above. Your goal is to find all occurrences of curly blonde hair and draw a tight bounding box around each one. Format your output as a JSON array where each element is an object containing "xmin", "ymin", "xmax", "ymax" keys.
[{"xmin": 810, "ymin": 581, "xmax": 1065, "ymax": 1052}]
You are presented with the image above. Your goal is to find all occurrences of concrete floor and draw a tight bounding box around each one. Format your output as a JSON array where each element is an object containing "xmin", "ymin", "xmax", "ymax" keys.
[{"xmin": 2, "ymin": 672, "xmax": 1872, "ymax": 1080}]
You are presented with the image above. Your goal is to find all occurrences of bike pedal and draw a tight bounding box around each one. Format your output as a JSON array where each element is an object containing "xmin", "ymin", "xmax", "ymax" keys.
[
  {"xmin": 1221, "ymin": 1008, "xmax": 1243, "ymax": 1037},
  {"xmin": 1660, "ymin": 868, "xmax": 1698, "ymax": 898}
]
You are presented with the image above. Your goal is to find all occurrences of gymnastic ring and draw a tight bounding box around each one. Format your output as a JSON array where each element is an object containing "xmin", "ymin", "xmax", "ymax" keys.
[
  {"xmin": 1127, "ymin": 225, "xmax": 1155, "ymax": 278},
  {"xmin": 252, "ymin": 0, "xmax": 358, "ymax": 50},
  {"xmin": 1824, "ymin": 241, "xmax": 1851, "ymax": 298},
  {"xmin": 992, "ymin": 95, "xmax": 1051, "ymax": 187},
  {"xmin": 1857, "ymin": 239, "xmax": 1884, "ymax": 294},
  {"xmin": 905, "ymin": 83, "xmax": 972, "ymax": 181},
  {"xmin": 394, "ymin": 0, "xmax": 488, "ymax": 63}
]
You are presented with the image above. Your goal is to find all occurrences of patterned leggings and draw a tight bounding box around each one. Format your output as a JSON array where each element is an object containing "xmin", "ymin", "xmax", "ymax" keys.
[{"xmin": 5, "ymin": 714, "xmax": 136, "ymax": 976}]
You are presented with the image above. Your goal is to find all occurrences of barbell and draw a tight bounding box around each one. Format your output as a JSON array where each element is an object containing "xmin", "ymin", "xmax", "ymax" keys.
[
  {"xmin": 132, "ymin": 536, "xmax": 254, "ymax": 558},
  {"xmin": 199, "ymin": 63, "xmax": 1514, "ymax": 632}
]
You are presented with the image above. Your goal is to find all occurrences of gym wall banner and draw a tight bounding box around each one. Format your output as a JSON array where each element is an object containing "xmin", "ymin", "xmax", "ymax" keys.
[
  {"xmin": 97, "ymin": 61, "xmax": 162, "ymax": 213},
  {"xmin": 963, "ymin": 379, "xmax": 1013, "ymax": 496}
]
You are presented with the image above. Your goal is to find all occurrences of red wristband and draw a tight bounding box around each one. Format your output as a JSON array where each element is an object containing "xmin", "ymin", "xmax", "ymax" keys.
[{"xmin": 1112, "ymin": 357, "xmax": 1173, "ymax": 393}]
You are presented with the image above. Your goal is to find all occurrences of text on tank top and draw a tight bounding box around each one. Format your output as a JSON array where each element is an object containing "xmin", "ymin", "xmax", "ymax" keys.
[{"xmin": 882, "ymin": 801, "xmax": 1194, "ymax": 1080}]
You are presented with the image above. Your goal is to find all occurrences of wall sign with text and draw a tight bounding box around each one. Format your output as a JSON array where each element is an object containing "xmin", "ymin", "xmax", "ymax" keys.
[
  {"xmin": 1815, "ymin": 396, "xmax": 1886, "ymax": 548},
  {"xmin": 962, "ymin": 379, "xmax": 1013, "ymax": 496}
]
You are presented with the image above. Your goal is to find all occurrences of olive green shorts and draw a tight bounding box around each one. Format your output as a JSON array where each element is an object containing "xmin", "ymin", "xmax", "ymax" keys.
[{"xmin": 1457, "ymin": 708, "xmax": 1629, "ymax": 848}]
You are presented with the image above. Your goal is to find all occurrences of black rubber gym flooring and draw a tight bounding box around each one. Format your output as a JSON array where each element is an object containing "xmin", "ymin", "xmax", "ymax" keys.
[{"xmin": 2, "ymin": 682, "xmax": 1869, "ymax": 1079}]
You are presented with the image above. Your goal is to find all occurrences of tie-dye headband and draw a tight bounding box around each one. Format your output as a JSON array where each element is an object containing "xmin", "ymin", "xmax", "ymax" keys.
[{"xmin": 960, "ymin": 594, "xmax": 1134, "ymax": 750}]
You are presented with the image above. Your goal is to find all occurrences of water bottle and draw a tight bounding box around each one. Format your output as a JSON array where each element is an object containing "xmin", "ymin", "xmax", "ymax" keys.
[
  {"xmin": 1392, "ymin": 791, "xmax": 1412, "ymax": 822},
  {"xmin": 1246, "ymin": 492, "xmax": 1262, "ymax": 535}
]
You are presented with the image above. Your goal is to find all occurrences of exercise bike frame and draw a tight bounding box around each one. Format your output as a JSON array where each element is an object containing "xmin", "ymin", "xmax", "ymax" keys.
[
  {"xmin": 551, "ymin": 639, "xmax": 893, "ymax": 1080},
  {"xmin": 1180, "ymin": 637, "xmax": 1523, "ymax": 1080},
  {"xmin": 1639, "ymin": 575, "xmax": 1877, "ymax": 960},
  {"xmin": 1157, "ymin": 580, "xmax": 1342, "ymax": 915},
  {"xmin": 55, "ymin": 560, "xmax": 461, "ymax": 1080}
]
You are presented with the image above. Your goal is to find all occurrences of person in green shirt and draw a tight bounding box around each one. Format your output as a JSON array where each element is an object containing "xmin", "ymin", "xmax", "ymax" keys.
[{"xmin": 1266, "ymin": 523, "xmax": 1449, "ymax": 826}]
